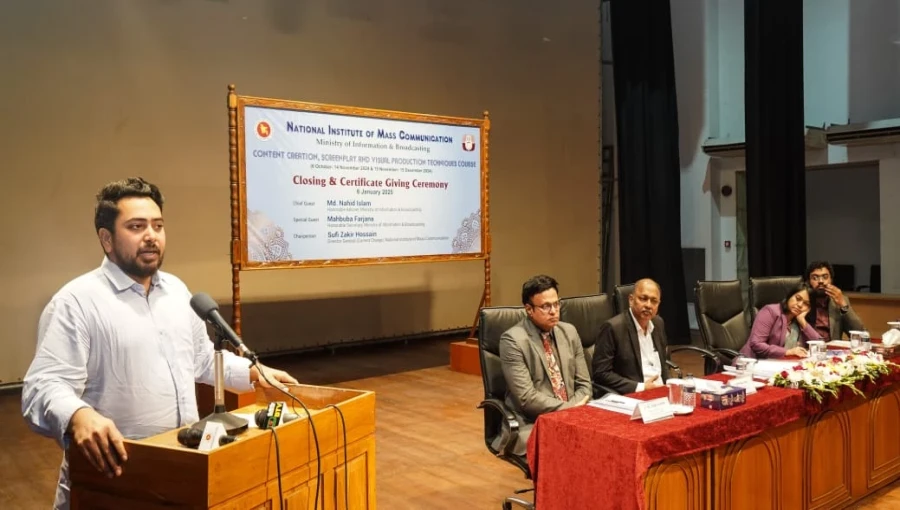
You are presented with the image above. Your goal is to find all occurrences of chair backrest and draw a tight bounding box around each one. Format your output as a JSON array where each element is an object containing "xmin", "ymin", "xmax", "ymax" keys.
[
  {"xmin": 613, "ymin": 284, "xmax": 635, "ymax": 315},
  {"xmin": 871, "ymin": 264, "xmax": 882, "ymax": 293},
  {"xmin": 694, "ymin": 280, "xmax": 749, "ymax": 354},
  {"xmin": 476, "ymin": 306, "xmax": 529, "ymax": 476},
  {"xmin": 478, "ymin": 306, "xmax": 528, "ymax": 405},
  {"xmin": 748, "ymin": 276, "xmax": 803, "ymax": 324},
  {"xmin": 559, "ymin": 294, "xmax": 616, "ymax": 371},
  {"xmin": 832, "ymin": 264, "xmax": 856, "ymax": 292}
]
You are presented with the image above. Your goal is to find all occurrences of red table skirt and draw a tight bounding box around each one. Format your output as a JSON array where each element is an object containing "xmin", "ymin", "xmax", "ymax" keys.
[{"xmin": 526, "ymin": 366, "xmax": 900, "ymax": 510}]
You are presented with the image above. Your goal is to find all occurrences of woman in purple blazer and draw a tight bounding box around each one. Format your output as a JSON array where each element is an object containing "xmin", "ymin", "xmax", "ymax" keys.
[{"xmin": 740, "ymin": 283, "xmax": 820, "ymax": 359}]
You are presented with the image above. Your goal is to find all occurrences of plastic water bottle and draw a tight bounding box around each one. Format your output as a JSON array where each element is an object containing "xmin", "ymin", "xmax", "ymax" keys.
[{"xmin": 681, "ymin": 373, "xmax": 696, "ymax": 408}]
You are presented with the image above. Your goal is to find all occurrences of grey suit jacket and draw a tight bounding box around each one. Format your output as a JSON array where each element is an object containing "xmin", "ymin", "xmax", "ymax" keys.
[
  {"xmin": 592, "ymin": 311, "xmax": 669, "ymax": 396},
  {"xmin": 806, "ymin": 295, "xmax": 865, "ymax": 340},
  {"xmin": 499, "ymin": 317, "xmax": 593, "ymax": 456}
]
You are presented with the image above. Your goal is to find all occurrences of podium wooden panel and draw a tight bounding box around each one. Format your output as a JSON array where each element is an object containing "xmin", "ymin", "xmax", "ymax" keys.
[
  {"xmin": 644, "ymin": 384, "xmax": 900, "ymax": 509},
  {"xmin": 69, "ymin": 384, "xmax": 376, "ymax": 510}
]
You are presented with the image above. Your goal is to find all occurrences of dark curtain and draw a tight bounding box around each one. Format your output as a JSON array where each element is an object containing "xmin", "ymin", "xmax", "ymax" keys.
[
  {"xmin": 610, "ymin": 0, "xmax": 689, "ymax": 344},
  {"xmin": 744, "ymin": 0, "xmax": 806, "ymax": 277}
]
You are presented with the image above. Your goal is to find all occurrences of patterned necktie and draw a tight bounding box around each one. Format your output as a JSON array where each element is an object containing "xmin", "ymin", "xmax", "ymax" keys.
[{"xmin": 541, "ymin": 331, "xmax": 568, "ymax": 401}]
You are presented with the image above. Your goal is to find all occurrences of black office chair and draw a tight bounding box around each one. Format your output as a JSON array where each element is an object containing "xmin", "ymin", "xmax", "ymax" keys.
[
  {"xmin": 748, "ymin": 276, "xmax": 803, "ymax": 324},
  {"xmin": 610, "ymin": 282, "xmax": 717, "ymax": 380},
  {"xmin": 831, "ymin": 264, "xmax": 856, "ymax": 294},
  {"xmin": 855, "ymin": 264, "xmax": 881, "ymax": 293},
  {"xmin": 559, "ymin": 293, "xmax": 618, "ymax": 397},
  {"xmin": 475, "ymin": 306, "xmax": 534, "ymax": 510},
  {"xmin": 613, "ymin": 283, "xmax": 635, "ymax": 315},
  {"xmin": 694, "ymin": 280, "xmax": 750, "ymax": 367}
]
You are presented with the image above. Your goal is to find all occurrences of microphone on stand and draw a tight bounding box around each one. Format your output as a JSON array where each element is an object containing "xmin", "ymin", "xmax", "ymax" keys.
[
  {"xmin": 188, "ymin": 292, "xmax": 257, "ymax": 435},
  {"xmin": 190, "ymin": 293, "xmax": 258, "ymax": 363}
]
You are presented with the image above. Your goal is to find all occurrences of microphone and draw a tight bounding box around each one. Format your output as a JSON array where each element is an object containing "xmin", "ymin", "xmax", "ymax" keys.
[
  {"xmin": 254, "ymin": 401, "xmax": 301, "ymax": 429},
  {"xmin": 176, "ymin": 427, "xmax": 238, "ymax": 448},
  {"xmin": 190, "ymin": 293, "xmax": 258, "ymax": 362}
]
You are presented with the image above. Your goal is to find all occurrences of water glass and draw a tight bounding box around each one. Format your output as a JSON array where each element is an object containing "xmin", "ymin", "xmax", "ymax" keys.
[
  {"xmin": 734, "ymin": 357, "xmax": 749, "ymax": 374},
  {"xmin": 860, "ymin": 331, "xmax": 872, "ymax": 352},
  {"xmin": 666, "ymin": 379, "xmax": 683, "ymax": 407},
  {"xmin": 744, "ymin": 358, "xmax": 757, "ymax": 376},
  {"xmin": 807, "ymin": 340, "xmax": 826, "ymax": 361},
  {"xmin": 850, "ymin": 331, "xmax": 863, "ymax": 353}
]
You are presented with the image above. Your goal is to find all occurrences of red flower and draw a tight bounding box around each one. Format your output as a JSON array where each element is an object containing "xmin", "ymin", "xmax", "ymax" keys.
[
  {"xmin": 832, "ymin": 357, "xmax": 842, "ymax": 363},
  {"xmin": 780, "ymin": 370, "xmax": 789, "ymax": 378},
  {"xmin": 793, "ymin": 365, "xmax": 803, "ymax": 371}
]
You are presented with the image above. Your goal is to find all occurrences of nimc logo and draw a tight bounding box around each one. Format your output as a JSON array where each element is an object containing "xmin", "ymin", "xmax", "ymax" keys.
[
  {"xmin": 255, "ymin": 121, "xmax": 273, "ymax": 141},
  {"xmin": 461, "ymin": 134, "xmax": 476, "ymax": 152}
]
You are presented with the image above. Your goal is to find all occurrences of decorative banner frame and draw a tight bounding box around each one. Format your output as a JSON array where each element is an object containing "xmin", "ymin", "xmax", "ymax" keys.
[{"xmin": 226, "ymin": 85, "xmax": 492, "ymax": 335}]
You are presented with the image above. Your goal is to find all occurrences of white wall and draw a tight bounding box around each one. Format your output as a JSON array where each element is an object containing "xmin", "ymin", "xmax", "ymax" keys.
[
  {"xmin": 804, "ymin": 0, "xmax": 850, "ymax": 128},
  {"xmin": 849, "ymin": 1, "xmax": 900, "ymax": 123},
  {"xmin": 806, "ymin": 165, "xmax": 880, "ymax": 288},
  {"xmin": 716, "ymin": 0, "xmax": 745, "ymax": 140},
  {"xmin": 673, "ymin": 0, "xmax": 713, "ymax": 280},
  {"xmin": 881, "ymin": 158, "xmax": 900, "ymax": 293}
]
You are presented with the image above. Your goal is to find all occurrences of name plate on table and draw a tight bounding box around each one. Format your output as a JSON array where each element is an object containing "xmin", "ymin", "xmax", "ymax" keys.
[
  {"xmin": 630, "ymin": 397, "xmax": 674, "ymax": 424},
  {"xmin": 198, "ymin": 421, "xmax": 227, "ymax": 452},
  {"xmin": 726, "ymin": 376, "xmax": 759, "ymax": 395},
  {"xmin": 589, "ymin": 394, "xmax": 641, "ymax": 416}
]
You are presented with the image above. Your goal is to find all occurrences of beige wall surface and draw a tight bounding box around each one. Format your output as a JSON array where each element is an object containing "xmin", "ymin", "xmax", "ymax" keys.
[{"xmin": 0, "ymin": 0, "xmax": 601, "ymax": 384}]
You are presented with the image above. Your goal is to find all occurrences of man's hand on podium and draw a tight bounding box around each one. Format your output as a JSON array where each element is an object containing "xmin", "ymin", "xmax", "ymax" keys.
[
  {"xmin": 250, "ymin": 363, "xmax": 299, "ymax": 391},
  {"xmin": 68, "ymin": 407, "xmax": 128, "ymax": 478}
]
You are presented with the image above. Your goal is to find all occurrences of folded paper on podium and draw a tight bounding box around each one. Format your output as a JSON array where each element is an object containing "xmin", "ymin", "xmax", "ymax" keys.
[{"xmin": 68, "ymin": 384, "xmax": 376, "ymax": 510}]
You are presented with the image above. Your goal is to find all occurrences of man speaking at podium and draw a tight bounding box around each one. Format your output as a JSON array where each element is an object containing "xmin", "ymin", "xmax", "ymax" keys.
[{"xmin": 20, "ymin": 177, "xmax": 299, "ymax": 509}]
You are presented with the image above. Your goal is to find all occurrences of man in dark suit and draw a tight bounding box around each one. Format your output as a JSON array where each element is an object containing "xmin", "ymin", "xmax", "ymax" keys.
[
  {"xmin": 805, "ymin": 261, "xmax": 865, "ymax": 340},
  {"xmin": 592, "ymin": 278, "xmax": 668, "ymax": 396},
  {"xmin": 499, "ymin": 275, "xmax": 592, "ymax": 456}
]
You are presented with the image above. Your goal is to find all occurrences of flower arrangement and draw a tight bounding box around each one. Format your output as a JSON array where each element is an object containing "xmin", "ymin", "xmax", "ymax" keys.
[{"xmin": 769, "ymin": 352, "xmax": 899, "ymax": 403}]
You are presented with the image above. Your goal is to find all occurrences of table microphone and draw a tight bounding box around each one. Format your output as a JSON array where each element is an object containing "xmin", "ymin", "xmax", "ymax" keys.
[
  {"xmin": 254, "ymin": 401, "xmax": 301, "ymax": 429},
  {"xmin": 176, "ymin": 427, "xmax": 238, "ymax": 448}
]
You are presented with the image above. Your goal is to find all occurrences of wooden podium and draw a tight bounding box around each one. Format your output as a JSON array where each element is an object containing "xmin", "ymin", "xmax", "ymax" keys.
[{"xmin": 68, "ymin": 384, "xmax": 376, "ymax": 509}]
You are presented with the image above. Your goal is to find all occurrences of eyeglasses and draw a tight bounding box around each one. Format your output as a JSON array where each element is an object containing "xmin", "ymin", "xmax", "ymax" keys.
[
  {"xmin": 531, "ymin": 300, "xmax": 561, "ymax": 314},
  {"xmin": 809, "ymin": 274, "xmax": 830, "ymax": 282}
]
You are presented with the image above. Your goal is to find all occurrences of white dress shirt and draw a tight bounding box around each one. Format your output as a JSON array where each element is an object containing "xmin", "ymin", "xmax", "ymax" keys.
[
  {"xmin": 21, "ymin": 257, "xmax": 254, "ymax": 509},
  {"xmin": 629, "ymin": 308, "xmax": 662, "ymax": 392}
]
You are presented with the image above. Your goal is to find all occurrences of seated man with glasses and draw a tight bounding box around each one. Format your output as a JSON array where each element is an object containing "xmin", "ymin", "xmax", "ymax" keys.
[
  {"xmin": 805, "ymin": 261, "xmax": 865, "ymax": 340},
  {"xmin": 592, "ymin": 278, "xmax": 669, "ymax": 396},
  {"xmin": 498, "ymin": 274, "xmax": 592, "ymax": 457}
]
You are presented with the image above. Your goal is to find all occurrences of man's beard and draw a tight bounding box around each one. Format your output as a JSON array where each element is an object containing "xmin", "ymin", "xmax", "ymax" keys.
[{"xmin": 113, "ymin": 244, "xmax": 164, "ymax": 279}]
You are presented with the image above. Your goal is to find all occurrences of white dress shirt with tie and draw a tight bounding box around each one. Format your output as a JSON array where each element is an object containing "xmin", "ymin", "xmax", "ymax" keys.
[{"xmin": 21, "ymin": 257, "xmax": 254, "ymax": 509}]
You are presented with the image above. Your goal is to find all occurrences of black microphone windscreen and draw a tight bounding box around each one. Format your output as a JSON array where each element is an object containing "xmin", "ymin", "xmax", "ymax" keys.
[
  {"xmin": 254, "ymin": 408, "xmax": 269, "ymax": 429},
  {"xmin": 177, "ymin": 427, "xmax": 203, "ymax": 448},
  {"xmin": 190, "ymin": 293, "xmax": 219, "ymax": 319}
]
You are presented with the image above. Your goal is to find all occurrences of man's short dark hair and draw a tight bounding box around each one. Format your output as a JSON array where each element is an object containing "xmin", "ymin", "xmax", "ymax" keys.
[
  {"xmin": 94, "ymin": 177, "xmax": 164, "ymax": 234},
  {"xmin": 805, "ymin": 261, "xmax": 834, "ymax": 282},
  {"xmin": 780, "ymin": 282, "xmax": 811, "ymax": 314},
  {"xmin": 521, "ymin": 275, "xmax": 559, "ymax": 305}
]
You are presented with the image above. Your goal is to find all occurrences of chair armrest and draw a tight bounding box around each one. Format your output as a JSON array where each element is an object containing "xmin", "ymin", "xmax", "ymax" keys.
[
  {"xmin": 478, "ymin": 398, "xmax": 520, "ymax": 457},
  {"xmin": 713, "ymin": 347, "xmax": 741, "ymax": 361},
  {"xmin": 669, "ymin": 345, "xmax": 723, "ymax": 375},
  {"xmin": 592, "ymin": 382, "xmax": 620, "ymax": 399},
  {"xmin": 666, "ymin": 359, "xmax": 683, "ymax": 378},
  {"xmin": 477, "ymin": 398, "xmax": 517, "ymax": 423}
]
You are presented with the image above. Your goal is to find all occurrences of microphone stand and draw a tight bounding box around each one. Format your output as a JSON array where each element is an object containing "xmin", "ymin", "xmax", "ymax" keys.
[{"xmin": 191, "ymin": 328, "xmax": 249, "ymax": 435}]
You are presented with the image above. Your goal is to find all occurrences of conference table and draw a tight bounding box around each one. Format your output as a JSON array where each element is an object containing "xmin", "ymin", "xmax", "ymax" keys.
[{"xmin": 527, "ymin": 357, "xmax": 900, "ymax": 510}]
